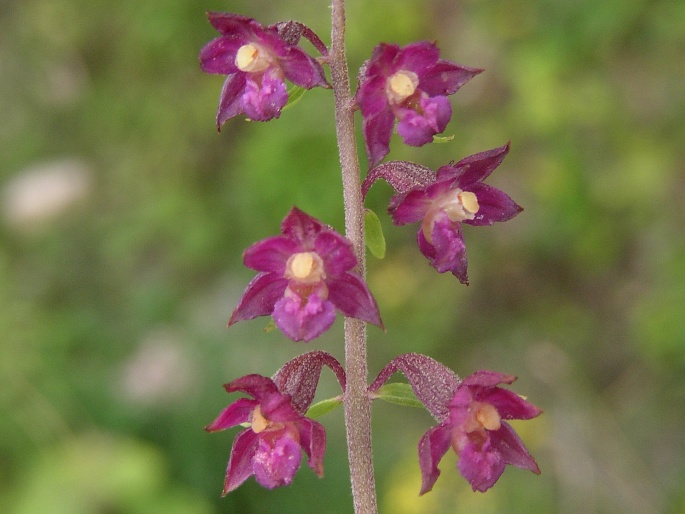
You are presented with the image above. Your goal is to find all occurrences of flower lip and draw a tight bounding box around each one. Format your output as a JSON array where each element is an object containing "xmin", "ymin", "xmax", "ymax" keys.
[
  {"xmin": 387, "ymin": 70, "xmax": 419, "ymax": 103},
  {"xmin": 235, "ymin": 43, "xmax": 272, "ymax": 73}
]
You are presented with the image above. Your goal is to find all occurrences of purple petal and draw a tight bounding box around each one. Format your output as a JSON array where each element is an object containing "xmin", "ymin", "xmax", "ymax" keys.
[
  {"xmin": 314, "ymin": 231, "xmax": 357, "ymax": 276},
  {"xmin": 416, "ymin": 225, "xmax": 437, "ymax": 262},
  {"xmin": 356, "ymin": 74, "xmax": 391, "ymax": 116},
  {"xmin": 388, "ymin": 189, "xmax": 432, "ymax": 225},
  {"xmin": 243, "ymin": 235, "xmax": 298, "ymax": 273},
  {"xmin": 457, "ymin": 437, "xmax": 507, "ymax": 492},
  {"xmin": 199, "ymin": 36, "xmax": 244, "ymax": 75},
  {"xmin": 223, "ymin": 429, "xmax": 259, "ymax": 494},
  {"xmin": 206, "ymin": 398, "xmax": 259, "ymax": 432},
  {"xmin": 362, "ymin": 160, "xmax": 435, "ymax": 198},
  {"xmin": 396, "ymin": 95, "xmax": 452, "ymax": 146},
  {"xmin": 259, "ymin": 392, "xmax": 302, "ymax": 423},
  {"xmin": 365, "ymin": 43, "xmax": 401, "ymax": 78},
  {"xmin": 326, "ymin": 272, "xmax": 383, "ymax": 327},
  {"xmin": 465, "ymin": 183, "xmax": 523, "ymax": 226},
  {"xmin": 395, "ymin": 41, "xmax": 440, "ymax": 76},
  {"xmin": 437, "ymin": 143, "xmax": 510, "ymax": 185},
  {"xmin": 490, "ymin": 422, "xmax": 540, "ymax": 473},
  {"xmin": 251, "ymin": 431, "xmax": 302, "ymax": 489},
  {"xmin": 420, "ymin": 60, "xmax": 483, "ymax": 96},
  {"xmin": 427, "ymin": 213, "xmax": 468, "ymax": 282},
  {"xmin": 240, "ymin": 70, "xmax": 288, "ymax": 122},
  {"xmin": 228, "ymin": 272, "xmax": 288, "ymax": 325},
  {"xmin": 273, "ymin": 351, "xmax": 346, "ymax": 413},
  {"xmin": 294, "ymin": 417, "xmax": 326, "ymax": 477},
  {"xmin": 280, "ymin": 47, "xmax": 329, "ymax": 88},
  {"xmin": 478, "ymin": 388, "xmax": 542, "ymax": 421},
  {"xmin": 363, "ymin": 107, "xmax": 395, "ymax": 167},
  {"xmin": 281, "ymin": 207, "xmax": 325, "ymax": 247},
  {"xmin": 272, "ymin": 292, "xmax": 336, "ymax": 342},
  {"xmin": 224, "ymin": 374, "xmax": 279, "ymax": 400},
  {"xmin": 418, "ymin": 424, "xmax": 452, "ymax": 495},
  {"xmin": 217, "ymin": 73, "xmax": 247, "ymax": 128},
  {"xmin": 207, "ymin": 12, "xmax": 259, "ymax": 39}
]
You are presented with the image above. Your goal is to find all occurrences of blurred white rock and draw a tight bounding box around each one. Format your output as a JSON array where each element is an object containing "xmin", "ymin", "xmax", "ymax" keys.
[{"xmin": 2, "ymin": 158, "xmax": 92, "ymax": 228}]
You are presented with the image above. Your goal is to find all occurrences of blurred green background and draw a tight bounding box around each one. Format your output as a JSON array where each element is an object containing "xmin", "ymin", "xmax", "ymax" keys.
[{"xmin": 1, "ymin": 0, "xmax": 684, "ymax": 512}]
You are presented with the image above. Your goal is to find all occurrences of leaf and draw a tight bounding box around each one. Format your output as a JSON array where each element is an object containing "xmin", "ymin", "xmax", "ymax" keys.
[
  {"xmin": 305, "ymin": 397, "xmax": 343, "ymax": 419},
  {"xmin": 432, "ymin": 134, "xmax": 455, "ymax": 143},
  {"xmin": 364, "ymin": 208, "xmax": 386, "ymax": 259},
  {"xmin": 371, "ymin": 383, "xmax": 424, "ymax": 409},
  {"xmin": 282, "ymin": 85, "xmax": 307, "ymax": 112},
  {"xmin": 263, "ymin": 318, "xmax": 277, "ymax": 333}
]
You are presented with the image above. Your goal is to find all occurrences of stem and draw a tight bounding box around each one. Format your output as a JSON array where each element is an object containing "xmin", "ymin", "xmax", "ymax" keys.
[{"xmin": 329, "ymin": 1, "xmax": 378, "ymax": 513}]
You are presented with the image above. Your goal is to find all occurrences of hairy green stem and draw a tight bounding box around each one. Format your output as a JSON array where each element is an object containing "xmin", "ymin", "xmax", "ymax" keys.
[{"xmin": 329, "ymin": 1, "xmax": 378, "ymax": 513}]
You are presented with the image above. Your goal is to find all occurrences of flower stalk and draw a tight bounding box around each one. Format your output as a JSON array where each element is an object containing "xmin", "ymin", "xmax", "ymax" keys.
[{"xmin": 329, "ymin": 0, "xmax": 378, "ymax": 512}]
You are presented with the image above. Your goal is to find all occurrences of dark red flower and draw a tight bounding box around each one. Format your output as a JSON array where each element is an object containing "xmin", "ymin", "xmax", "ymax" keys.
[
  {"xmin": 355, "ymin": 42, "xmax": 482, "ymax": 166},
  {"xmin": 200, "ymin": 13, "xmax": 328, "ymax": 127}
]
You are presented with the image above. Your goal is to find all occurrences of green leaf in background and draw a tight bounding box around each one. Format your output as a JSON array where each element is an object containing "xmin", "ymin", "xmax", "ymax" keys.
[
  {"xmin": 371, "ymin": 383, "xmax": 423, "ymax": 409},
  {"xmin": 282, "ymin": 85, "xmax": 307, "ymax": 113},
  {"xmin": 305, "ymin": 396, "xmax": 343, "ymax": 418},
  {"xmin": 364, "ymin": 208, "xmax": 386, "ymax": 259}
]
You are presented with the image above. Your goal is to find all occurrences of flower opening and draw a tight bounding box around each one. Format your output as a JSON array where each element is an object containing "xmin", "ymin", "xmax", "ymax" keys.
[
  {"xmin": 285, "ymin": 251, "xmax": 325, "ymax": 282},
  {"xmin": 387, "ymin": 70, "xmax": 418, "ymax": 102},
  {"xmin": 235, "ymin": 43, "xmax": 271, "ymax": 73}
]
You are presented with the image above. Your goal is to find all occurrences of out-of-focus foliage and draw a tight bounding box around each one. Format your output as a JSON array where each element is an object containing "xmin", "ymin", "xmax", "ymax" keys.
[{"xmin": 1, "ymin": 0, "xmax": 683, "ymax": 513}]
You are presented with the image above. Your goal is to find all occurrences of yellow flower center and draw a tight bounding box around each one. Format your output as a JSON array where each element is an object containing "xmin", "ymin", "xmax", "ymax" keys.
[
  {"xmin": 250, "ymin": 405, "xmax": 270, "ymax": 433},
  {"xmin": 387, "ymin": 70, "xmax": 419, "ymax": 102},
  {"xmin": 235, "ymin": 43, "xmax": 271, "ymax": 73},
  {"xmin": 421, "ymin": 189, "xmax": 480, "ymax": 243},
  {"xmin": 285, "ymin": 252, "xmax": 325, "ymax": 283},
  {"xmin": 474, "ymin": 403, "xmax": 501, "ymax": 431},
  {"xmin": 250, "ymin": 405, "xmax": 284, "ymax": 434},
  {"xmin": 442, "ymin": 190, "xmax": 480, "ymax": 223}
]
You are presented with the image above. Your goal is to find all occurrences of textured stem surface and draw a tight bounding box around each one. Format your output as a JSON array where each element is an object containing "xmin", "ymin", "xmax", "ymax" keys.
[{"xmin": 329, "ymin": 1, "xmax": 378, "ymax": 513}]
